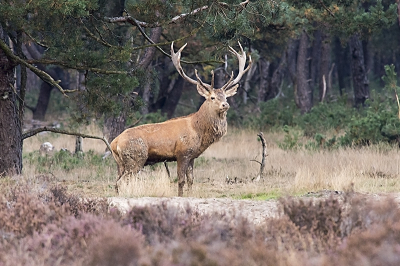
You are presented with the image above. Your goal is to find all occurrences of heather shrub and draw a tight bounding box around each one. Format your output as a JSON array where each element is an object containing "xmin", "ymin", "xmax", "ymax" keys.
[
  {"xmin": 280, "ymin": 196, "xmax": 342, "ymax": 241},
  {"xmin": 0, "ymin": 184, "xmax": 110, "ymax": 238},
  {"xmin": 86, "ymin": 220, "xmax": 147, "ymax": 266},
  {"xmin": 0, "ymin": 185, "xmax": 67, "ymax": 237},
  {"xmin": 44, "ymin": 185, "xmax": 110, "ymax": 217},
  {"xmin": 2, "ymin": 183, "xmax": 400, "ymax": 265}
]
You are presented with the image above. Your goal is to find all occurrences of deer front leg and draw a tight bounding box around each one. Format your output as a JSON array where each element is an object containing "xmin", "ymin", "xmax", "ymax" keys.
[
  {"xmin": 186, "ymin": 159, "xmax": 194, "ymax": 195},
  {"xmin": 177, "ymin": 158, "xmax": 190, "ymax": 197}
]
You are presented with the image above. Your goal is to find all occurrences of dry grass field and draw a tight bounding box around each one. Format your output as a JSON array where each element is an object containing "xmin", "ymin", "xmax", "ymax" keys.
[{"xmin": 20, "ymin": 124, "xmax": 400, "ymax": 199}]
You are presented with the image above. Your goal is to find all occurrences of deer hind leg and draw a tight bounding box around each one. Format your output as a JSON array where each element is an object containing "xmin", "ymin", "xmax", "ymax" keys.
[
  {"xmin": 115, "ymin": 140, "xmax": 148, "ymax": 195},
  {"xmin": 186, "ymin": 159, "xmax": 195, "ymax": 195}
]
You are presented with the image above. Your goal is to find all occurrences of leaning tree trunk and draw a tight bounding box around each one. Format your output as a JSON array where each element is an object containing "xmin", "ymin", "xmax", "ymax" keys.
[
  {"xmin": 0, "ymin": 31, "xmax": 22, "ymax": 176},
  {"xmin": 349, "ymin": 34, "xmax": 369, "ymax": 107},
  {"xmin": 25, "ymin": 43, "xmax": 64, "ymax": 120},
  {"xmin": 295, "ymin": 30, "xmax": 312, "ymax": 114}
]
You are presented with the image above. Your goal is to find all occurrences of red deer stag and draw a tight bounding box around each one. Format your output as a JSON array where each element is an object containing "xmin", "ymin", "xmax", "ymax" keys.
[{"xmin": 111, "ymin": 42, "xmax": 252, "ymax": 196}]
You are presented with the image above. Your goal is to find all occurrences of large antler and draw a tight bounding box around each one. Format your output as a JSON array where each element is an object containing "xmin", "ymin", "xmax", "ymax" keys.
[
  {"xmin": 221, "ymin": 42, "xmax": 253, "ymax": 91},
  {"xmin": 171, "ymin": 42, "xmax": 201, "ymax": 84},
  {"xmin": 170, "ymin": 41, "xmax": 252, "ymax": 91}
]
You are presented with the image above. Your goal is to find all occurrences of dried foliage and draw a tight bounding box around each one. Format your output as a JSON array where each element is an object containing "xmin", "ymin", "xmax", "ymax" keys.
[{"xmin": 1, "ymin": 184, "xmax": 400, "ymax": 265}]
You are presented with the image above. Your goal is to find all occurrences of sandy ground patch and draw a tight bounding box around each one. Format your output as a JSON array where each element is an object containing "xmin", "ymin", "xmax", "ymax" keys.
[{"xmin": 109, "ymin": 197, "xmax": 280, "ymax": 224}]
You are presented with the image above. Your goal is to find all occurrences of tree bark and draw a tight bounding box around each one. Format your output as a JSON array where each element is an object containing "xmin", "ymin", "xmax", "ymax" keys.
[
  {"xmin": 243, "ymin": 62, "xmax": 257, "ymax": 104},
  {"xmin": 268, "ymin": 52, "xmax": 287, "ymax": 100},
  {"xmin": 104, "ymin": 114, "xmax": 127, "ymax": 143},
  {"xmin": 310, "ymin": 29, "xmax": 322, "ymax": 91},
  {"xmin": 257, "ymin": 58, "xmax": 270, "ymax": 104},
  {"xmin": 295, "ymin": 30, "xmax": 312, "ymax": 113},
  {"xmin": 349, "ymin": 34, "xmax": 369, "ymax": 107},
  {"xmin": 0, "ymin": 29, "xmax": 22, "ymax": 176},
  {"xmin": 333, "ymin": 37, "xmax": 349, "ymax": 96},
  {"xmin": 286, "ymin": 39, "xmax": 299, "ymax": 89},
  {"xmin": 102, "ymin": 0, "xmax": 138, "ymax": 142},
  {"xmin": 138, "ymin": 26, "xmax": 162, "ymax": 115}
]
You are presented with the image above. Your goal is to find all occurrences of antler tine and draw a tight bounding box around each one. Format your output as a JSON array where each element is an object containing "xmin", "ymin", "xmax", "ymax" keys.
[
  {"xmin": 226, "ymin": 41, "xmax": 253, "ymax": 87},
  {"xmin": 195, "ymin": 69, "xmax": 212, "ymax": 92},
  {"xmin": 171, "ymin": 42, "xmax": 198, "ymax": 85},
  {"xmin": 220, "ymin": 71, "xmax": 234, "ymax": 91}
]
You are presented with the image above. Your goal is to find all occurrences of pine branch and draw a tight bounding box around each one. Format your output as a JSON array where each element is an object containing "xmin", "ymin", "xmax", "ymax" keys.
[
  {"xmin": 0, "ymin": 38, "xmax": 76, "ymax": 96},
  {"xmin": 81, "ymin": 20, "xmax": 117, "ymax": 48},
  {"xmin": 22, "ymin": 127, "xmax": 112, "ymax": 151},
  {"xmin": 25, "ymin": 59, "xmax": 128, "ymax": 74},
  {"xmin": 127, "ymin": 13, "xmax": 223, "ymax": 65},
  {"xmin": 319, "ymin": 0, "xmax": 335, "ymax": 18}
]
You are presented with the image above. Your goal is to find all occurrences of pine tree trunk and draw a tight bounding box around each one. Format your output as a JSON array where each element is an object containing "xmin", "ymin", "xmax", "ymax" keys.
[
  {"xmin": 310, "ymin": 29, "xmax": 322, "ymax": 91},
  {"xmin": 333, "ymin": 37, "xmax": 349, "ymax": 96},
  {"xmin": 25, "ymin": 43, "xmax": 65, "ymax": 120},
  {"xmin": 0, "ymin": 39, "xmax": 22, "ymax": 176},
  {"xmin": 141, "ymin": 70, "xmax": 152, "ymax": 115},
  {"xmin": 295, "ymin": 30, "xmax": 312, "ymax": 114},
  {"xmin": 257, "ymin": 58, "xmax": 270, "ymax": 104},
  {"xmin": 32, "ymin": 82, "xmax": 52, "ymax": 120},
  {"xmin": 319, "ymin": 32, "xmax": 331, "ymax": 101},
  {"xmin": 104, "ymin": 114, "xmax": 126, "ymax": 144},
  {"xmin": 269, "ymin": 52, "xmax": 287, "ymax": 100},
  {"xmin": 349, "ymin": 34, "xmax": 369, "ymax": 107},
  {"xmin": 161, "ymin": 77, "xmax": 186, "ymax": 118},
  {"xmin": 287, "ymin": 39, "xmax": 299, "ymax": 89},
  {"xmin": 214, "ymin": 68, "xmax": 226, "ymax": 88}
]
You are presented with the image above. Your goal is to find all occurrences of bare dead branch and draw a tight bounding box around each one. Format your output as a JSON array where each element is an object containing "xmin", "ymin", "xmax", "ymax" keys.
[
  {"xmin": 250, "ymin": 159, "xmax": 262, "ymax": 165},
  {"xmin": 22, "ymin": 127, "xmax": 111, "ymax": 151},
  {"xmin": 164, "ymin": 161, "xmax": 171, "ymax": 179},
  {"xmin": 105, "ymin": 5, "xmax": 209, "ymax": 28},
  {"xmin": 170, "ymin": 5, "xmax": 209, "ymax": 24},
  {"xmin": 257, "ymin": 132, "xmax": 267, "ymax": 179}
]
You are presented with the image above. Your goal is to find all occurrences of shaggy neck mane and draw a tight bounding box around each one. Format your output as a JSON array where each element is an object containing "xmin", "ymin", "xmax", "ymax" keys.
[{"xmin": 191, "ymin": 101, "xmax": 228, "ymax": 148}]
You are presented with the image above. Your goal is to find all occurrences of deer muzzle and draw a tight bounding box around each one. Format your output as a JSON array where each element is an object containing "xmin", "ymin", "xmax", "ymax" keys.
[{"xmin": 220, "ymin": 102, "xmax": 230, "ymax": 112}]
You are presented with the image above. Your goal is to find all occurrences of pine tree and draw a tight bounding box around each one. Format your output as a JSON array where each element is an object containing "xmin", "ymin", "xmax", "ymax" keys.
[{"xmin": 0, "ymin": 0, "xmax": 286, "ymax": 176}]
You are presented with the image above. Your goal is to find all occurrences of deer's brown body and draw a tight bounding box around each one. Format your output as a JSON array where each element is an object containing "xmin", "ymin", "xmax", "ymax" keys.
[{"xmin": 111, "ymin": 42, "xmax": 251, "ymax": 196}]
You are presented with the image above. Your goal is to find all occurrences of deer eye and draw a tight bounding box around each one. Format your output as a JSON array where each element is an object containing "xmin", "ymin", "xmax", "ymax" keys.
[{"xmin": 211, "ymin": 96, "xmax": 215, "ymax": 100}]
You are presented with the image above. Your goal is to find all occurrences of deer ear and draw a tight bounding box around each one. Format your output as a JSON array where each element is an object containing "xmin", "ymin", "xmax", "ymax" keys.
[
  {"xmin": 196, "ymin": 83, "xmax": 211, "ymax": 98},
  {"xmin": 224, "ymin": 84, "xmax": 239, "ymax": 98}
]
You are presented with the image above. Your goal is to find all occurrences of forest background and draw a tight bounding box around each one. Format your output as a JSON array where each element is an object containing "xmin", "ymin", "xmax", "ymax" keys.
[
  {"xmin": 3, "ymin": 2, "xmax": 400, "ymax": 264},
  {"xmin": 1, "ymin": 0, "xmax": 400, "ymax": 177}
]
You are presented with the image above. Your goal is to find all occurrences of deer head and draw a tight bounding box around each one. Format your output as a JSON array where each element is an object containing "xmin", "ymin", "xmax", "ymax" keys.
[{"xmin": 170, "ymin": 42, "xmax": 252, "ymax": 116}]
